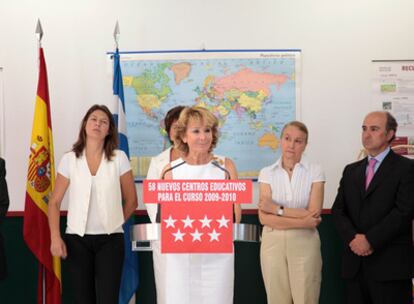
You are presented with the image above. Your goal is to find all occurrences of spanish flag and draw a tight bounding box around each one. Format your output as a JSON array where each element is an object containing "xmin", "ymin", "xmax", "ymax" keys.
[{"xmin": 23, "ymin": 47, "xmax": 61, "ymax": 304}]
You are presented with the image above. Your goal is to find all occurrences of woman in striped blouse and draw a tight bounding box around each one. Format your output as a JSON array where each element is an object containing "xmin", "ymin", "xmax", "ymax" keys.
[{"xmin": 258, "ymin": 121, "xmax": 325, "ymax": 304}]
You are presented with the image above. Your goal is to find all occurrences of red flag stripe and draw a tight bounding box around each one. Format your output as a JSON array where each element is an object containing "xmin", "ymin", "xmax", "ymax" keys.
[
  {"xmin": 23, "ymin": 47, "xmax": 61, "ymax": 304},
  {"xmin": 24, "ymin": 195, "xmax": 60, "ymax": 303}
]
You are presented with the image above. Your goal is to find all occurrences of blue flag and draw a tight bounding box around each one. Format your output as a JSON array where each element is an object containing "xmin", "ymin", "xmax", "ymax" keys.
[{"xmin": 113, "ymin": 48, "xmax": 139, "ymax": 304}]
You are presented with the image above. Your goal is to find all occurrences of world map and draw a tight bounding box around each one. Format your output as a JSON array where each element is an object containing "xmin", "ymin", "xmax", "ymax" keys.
[{"xmin": 119, "ymin": 51, "xmax": 301, "ymax": 179}]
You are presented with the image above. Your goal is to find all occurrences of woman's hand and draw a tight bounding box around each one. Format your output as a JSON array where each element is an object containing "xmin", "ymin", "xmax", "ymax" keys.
[
  {"xmin": 50, "ymin": 235, "xmax": 67, "ymax": 259},
  {"xmin": 301, "ymin": 210, "xmax": 322, "ymax": 228},
  {"xmin": 308, "ymin": 209, "xmax": 321, "ymax": 218},
  {"xmin": 48, "ymin": 173, "xmax": 70, "ymax": 259},
  {"xmin": 258, "ymin": 198, "xmax": 277, "ymax": 214}
]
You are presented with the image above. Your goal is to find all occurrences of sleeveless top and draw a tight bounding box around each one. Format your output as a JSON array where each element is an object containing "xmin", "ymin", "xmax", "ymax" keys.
[
  {"xmin": 156, "ymin": 155, "xmax": 228, "ymax": 222},
  {"xmin": 171, "ymin": 155, "xmax": 227, "ymax": 180}
]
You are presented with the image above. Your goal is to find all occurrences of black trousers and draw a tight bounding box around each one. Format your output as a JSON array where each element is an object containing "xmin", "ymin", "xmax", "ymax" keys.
[
  {"xmin": 65, "ymin": 233, "xmax": 124, "ymax": 304},
  {"xmin": 0, "ymin": 232, "xmax": 7, "ymax": 280},
  {"xmin": 346, "ymin": 266, "xmax": 412, "ymax": 304}
]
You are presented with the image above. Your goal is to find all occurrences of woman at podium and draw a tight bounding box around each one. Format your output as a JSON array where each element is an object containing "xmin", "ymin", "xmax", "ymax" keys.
[{"xmin": 156, "ymin": 106, "xmax": 241, "ymax": 304}]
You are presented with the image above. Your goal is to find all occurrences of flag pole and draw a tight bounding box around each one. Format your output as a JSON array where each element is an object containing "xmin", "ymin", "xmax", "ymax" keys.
[
  {"xmin": 113, "ymin": 21, "xmax": 138, "ymax": 304},
  {"xmin": 35, "ymin": 18, "xmax": 46, "ymax": 304},
  {"xmin": 26, "ymin": 18, "xmax": 61, "ymax": 304}
]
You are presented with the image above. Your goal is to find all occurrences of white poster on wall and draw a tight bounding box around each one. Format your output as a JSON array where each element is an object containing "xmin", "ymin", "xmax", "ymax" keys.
[
  {"xmin": 372, "ymin": 60, "xmax": 414, "ymax": 135},
  {"xmin": 372, "ymin": 60, "xmax": 414, "ymax": 157}
]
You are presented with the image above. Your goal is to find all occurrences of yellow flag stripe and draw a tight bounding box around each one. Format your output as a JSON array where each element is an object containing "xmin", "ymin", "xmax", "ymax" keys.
[{"xmin": 26, "ymin": 94, "xmax": 55, "ymax": 216}]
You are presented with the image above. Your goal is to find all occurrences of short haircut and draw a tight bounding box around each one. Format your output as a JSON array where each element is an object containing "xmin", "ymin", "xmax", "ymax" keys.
[
  {"xmin": 385, "ymin": 111, "xmax": 398, "ymax": 142},
  {"xmin": 173, "ymin": 106, "xmax": 219, "ymax": 155},
  {"xmin": 280, "ymin": 121, "xmax": 309, "ymax": 143}
]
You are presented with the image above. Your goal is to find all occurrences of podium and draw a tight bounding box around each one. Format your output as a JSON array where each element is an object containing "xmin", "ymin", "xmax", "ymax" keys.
[{"xmin": 130, "ymin": 223, "xmax": 261, "ymax": 251}]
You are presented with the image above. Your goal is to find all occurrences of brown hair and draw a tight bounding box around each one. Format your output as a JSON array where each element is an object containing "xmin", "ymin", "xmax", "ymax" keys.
[
  {"xmin": 72, "ymin": 104, "xmax": 118, "ymax": 160},
  {"xmin": 384, "ymin": 111, "xmax": 398, "ymax": 143},
  {"xmin": 164, "ymin": 105, "xmax": 185, "ymax": 144},
  {"xmin": 281, "ymin": 121, "xmax": 309, "ymax": 143},
  {"xmin": 173, "ymin": 106, "xmax": 219, "ymax": 155}
]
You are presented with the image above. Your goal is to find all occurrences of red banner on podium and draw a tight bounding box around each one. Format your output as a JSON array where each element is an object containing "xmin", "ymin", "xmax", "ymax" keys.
[
  {"xmin": 143, "ymin": 180, "xmax": 252, "ymax": 204},
  {"xmin": 143, "ymin": 179, "xmax": 252, "ymax": 253},
  {"xmin": 161, "ymin": 202, "xmax": 233, "ymax": 253}
]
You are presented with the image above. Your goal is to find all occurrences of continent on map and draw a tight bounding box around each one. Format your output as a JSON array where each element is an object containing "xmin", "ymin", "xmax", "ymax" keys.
[
  {"xmin": 195, "ymin": 68, "xmax": 290, "ymax": 129},
  {"xmin": 258, "ymin": 132, "xmax": 279, "ymax": 150},
  {"xmin": 125, "ymin": 63, "xmax": 173, "ymax": 119},
  {"xmin": 238, "ymin": 90, "xmax": 267, "ymax": 113},
  {"xmin": 212, "ymin": 68, "xmax": 289, "ymax": 98},
  {"xmin": 137, "ymin": 95, "xmax": 162, "ymax": 114},
  {"xmin": 170, "ymin": 62, "xmax": 192, "ymax": 85}
]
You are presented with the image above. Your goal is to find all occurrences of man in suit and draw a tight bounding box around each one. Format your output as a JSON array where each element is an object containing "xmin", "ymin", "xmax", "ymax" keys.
[
  {"xmin": 0, "ymin": 157, "xmax": 9, "ymax": 280},
  {"xmin": 332, "ymin": 111, "xmax": 414, "ymax": 304}
]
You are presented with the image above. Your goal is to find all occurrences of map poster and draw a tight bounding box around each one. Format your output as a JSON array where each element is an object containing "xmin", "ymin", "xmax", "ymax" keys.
[
  {"xmin": 117, "ymin": 50, "xmax": 301, "ymax": 180},
  {"xmin": 372, "ymin": 60, "xmax": 414, "ymax": 136}
]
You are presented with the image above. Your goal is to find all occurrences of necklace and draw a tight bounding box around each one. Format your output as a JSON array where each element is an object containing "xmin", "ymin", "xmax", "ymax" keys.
[{"xmin": 282, "ymin": 163, "xmax": 295, "ymax": 172}]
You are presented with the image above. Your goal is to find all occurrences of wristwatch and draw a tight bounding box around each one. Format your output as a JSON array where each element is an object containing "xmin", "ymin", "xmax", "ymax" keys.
[{"xmin": 276, "ymin": 205, "xmax": 284, "ymax": 216}]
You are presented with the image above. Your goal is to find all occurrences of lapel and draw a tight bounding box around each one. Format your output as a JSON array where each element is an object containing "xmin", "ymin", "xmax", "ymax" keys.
[
  {"xmin": 354, "ymin": 158, "xmax": 367, "ymax": 199},
  {"xmin": 81, "ymin": 151, "xmax": 105, "ymax": 177},
  {"xmin": 364, "ymin": 149, "xmax": 396, "ymax": 198}
]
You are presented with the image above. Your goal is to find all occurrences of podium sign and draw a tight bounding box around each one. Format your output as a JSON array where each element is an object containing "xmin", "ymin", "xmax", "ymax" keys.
[{"xmin": 143, "ymin": 180, "xmax": 252, "ymax": 253}]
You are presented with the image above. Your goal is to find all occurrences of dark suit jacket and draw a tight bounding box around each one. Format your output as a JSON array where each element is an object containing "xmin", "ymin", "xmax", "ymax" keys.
[
  {"xmin": 0, "ymin": 158, "xmax": 9, "ymax": 280},
  {"xmin": 332, "ymin": 149, "xmax": 414, "ymax": 281}
]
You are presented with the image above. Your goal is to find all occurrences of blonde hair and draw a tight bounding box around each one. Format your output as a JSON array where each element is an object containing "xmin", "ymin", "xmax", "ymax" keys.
[
  {"xmin": 173, "ymin": 106, "xmax": 219, "ymax": 155},
  {"xmin": 281, "ymin": 121, "xmax": 309, "ymax": 143}
]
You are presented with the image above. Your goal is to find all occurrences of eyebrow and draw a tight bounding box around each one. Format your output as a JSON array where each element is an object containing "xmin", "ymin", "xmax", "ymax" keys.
[
  {"xmin": 90, "ymin": 114, "xmax": 107, "ymax": 119},
  {"xmin": 362, "ymin": 125, "xmax": 380, "ymax": 128}
]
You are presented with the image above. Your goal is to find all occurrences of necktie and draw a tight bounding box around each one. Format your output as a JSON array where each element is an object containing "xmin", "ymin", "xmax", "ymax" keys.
[{"xmin": 365, "ymin": 158, "xmax": 377, "ymax": 189}]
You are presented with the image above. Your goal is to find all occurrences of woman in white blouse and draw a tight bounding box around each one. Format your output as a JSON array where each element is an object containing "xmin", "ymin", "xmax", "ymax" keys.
[
  {"xmin": 258, "ymin": 121, "xmax": 324, "ymax": 304},
  {"xmin": 146, "ymin": 105, "xmax": 184, "ymax": 223},
  {"xmin": 48, "ymin": 104, "xmax": 137, "ymax": 304}
]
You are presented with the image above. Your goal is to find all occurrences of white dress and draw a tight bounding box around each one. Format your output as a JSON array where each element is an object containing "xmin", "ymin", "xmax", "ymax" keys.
[
  {"xmin": 152, "ymin": 156, "xmax": 234, "ymax": 304},
  {"xmin": 146, "ymin": 147, "xmax": 172, "ymax": 223}
]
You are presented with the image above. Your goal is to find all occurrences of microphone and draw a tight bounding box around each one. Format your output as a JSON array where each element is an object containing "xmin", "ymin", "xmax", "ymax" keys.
[
  {"xmin": 161, "ymin": 160, "xmax": 186, "ymax": 180},
  {"xmin": 211, "ymin": 159, "xmax": 237, "ymax": 223},
  {"xmin": 156, "ymin": 160, "xmax": 186, "ymax": 223},
  {"xmin": 211, "ymin": 159, "xmax": 231, "ymax": 180}
]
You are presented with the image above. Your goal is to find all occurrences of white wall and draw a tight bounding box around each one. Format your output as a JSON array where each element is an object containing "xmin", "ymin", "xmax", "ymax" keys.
[{"xmin": 1, "ymin": 0, "xmax": 414, "ymax": 211}]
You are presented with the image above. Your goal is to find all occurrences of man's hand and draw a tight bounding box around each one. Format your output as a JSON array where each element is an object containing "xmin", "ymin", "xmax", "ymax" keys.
[{"xmin": 349, "ymin": 234, "xmax": 373, "ymax": 256}]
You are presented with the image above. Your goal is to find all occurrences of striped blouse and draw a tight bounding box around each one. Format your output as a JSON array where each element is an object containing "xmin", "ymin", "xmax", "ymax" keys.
[{"xmin": 258, "ymin": 157, "xmax": 325, "ymax": 209}]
